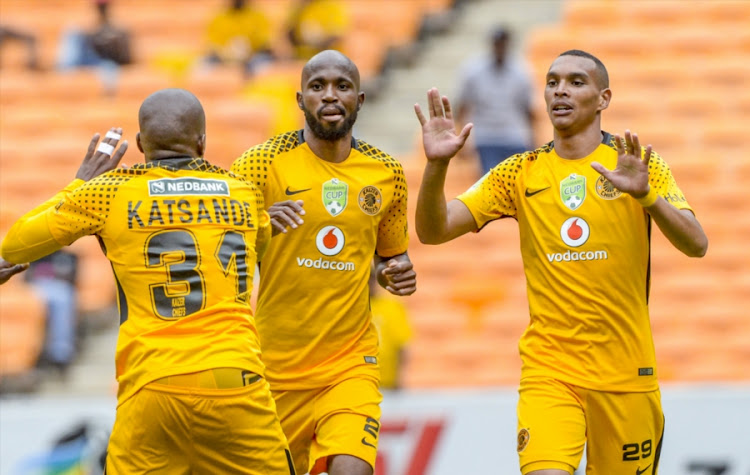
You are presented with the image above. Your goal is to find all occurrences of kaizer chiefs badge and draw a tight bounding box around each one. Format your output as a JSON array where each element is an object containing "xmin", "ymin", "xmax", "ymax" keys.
[
  {"xmin": 595, "ymin": 175, "xmax": 622, "ymax": 200},
  {"xmin": 358, "ymin": 186, "xmax": 382, "ymax": 215},
  {"xmin": 517, "ymin": 428, "xmax": 530, "ymax": 453}
]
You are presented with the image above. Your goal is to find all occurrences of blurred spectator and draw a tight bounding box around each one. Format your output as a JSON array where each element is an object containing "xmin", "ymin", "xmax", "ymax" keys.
[
  {"xmin": 25, "ymin": 250, "xmax": 79, "ymax": 374},
  {"xmin": 57, "ymin": 0, "xmax": 132, "ymax": 95},
  {"xmin": 286, "ymin": 0, "xmax": 350, "ymax": 60},
  {"xmin": 204, "ymin": 0, "xmax": 275, "ymax": 77},
  {"xmin": 455, "ymin": 26, "xmax": 535, "ymax": 175},
  {"xmin": 0, "ymin": 25, "xmax": 40, "ymax": 70},
  {"xmin": 15, "ymin": 420, "xmax": 109, "ymax": 475},
  {"xmin": 369, "ymin": 266, "xmax": 412, "ymax": 390}
]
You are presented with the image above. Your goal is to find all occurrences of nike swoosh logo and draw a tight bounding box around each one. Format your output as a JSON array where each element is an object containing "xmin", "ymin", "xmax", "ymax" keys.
[
  {"xmin": 285, "ymin": 186, "xmax": 311, "ymax": 196},
  {"xmin": 361, "ymin": 437, "xmax": 377, "ymax": 448},
  {"xmin": 525, "ymin": 187, "xmax": 550, "ymax": 197},
  {"xmin": 636, "ymin": 464, "xmax": 651, "ymax": 475}
]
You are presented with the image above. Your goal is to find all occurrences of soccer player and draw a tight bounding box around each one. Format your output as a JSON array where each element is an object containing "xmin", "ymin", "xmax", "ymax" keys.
[
  {"xmin": 1, "ymin": 89, "xmax": 295, "ymax": 474},
  {"xmin": 414, "ymin": 50, "xmax": 707, "ymax": 475},
  {"xmin": 231, "ymin": 50, "xmax": 417, "ymax": 475}
]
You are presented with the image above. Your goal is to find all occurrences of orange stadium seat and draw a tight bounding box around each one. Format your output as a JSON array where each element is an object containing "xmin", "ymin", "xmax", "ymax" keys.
[{"xmin": 0, "ymin": 280, "xmax": 46, "ymax": 377}]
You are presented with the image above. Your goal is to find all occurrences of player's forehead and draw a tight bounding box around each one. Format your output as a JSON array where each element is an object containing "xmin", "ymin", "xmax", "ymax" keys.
[
  {"xmin": 303, "ymin": 62, "xmax": 356, "ymax": 84},
  {"xmin": 547, "ymin": 55, "xmax": 597, "ymax": 79}
]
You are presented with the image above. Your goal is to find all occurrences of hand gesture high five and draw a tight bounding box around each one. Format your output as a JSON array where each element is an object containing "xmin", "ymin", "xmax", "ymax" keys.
[
  {"xmin": 591, "ymin": 130, "xmax": 651, "ymax": 198},
  {"xmin": 414, "ymin": 88, "xmax": 473, "ymax": 163}
]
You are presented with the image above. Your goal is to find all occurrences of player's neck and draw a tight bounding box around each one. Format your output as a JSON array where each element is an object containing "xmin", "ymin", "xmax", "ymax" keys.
[
  {"xmin": 304, "ymin": 127, "xmax": 353, "ymax": 164},
  {"xmin": 552, "ymin": 124, "xmax": 604, "ymax": 160}
]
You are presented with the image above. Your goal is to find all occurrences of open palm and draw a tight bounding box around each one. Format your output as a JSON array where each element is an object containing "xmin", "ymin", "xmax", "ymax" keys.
[
  {"xmin": 415, "ymin": 88, "xmax": 472, "ymax": 163},
  {"xmin": 591, "ymin": 130, "xmax": 651, "ymax": 197}
]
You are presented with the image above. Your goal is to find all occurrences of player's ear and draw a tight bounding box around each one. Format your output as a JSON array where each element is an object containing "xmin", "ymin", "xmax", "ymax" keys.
[
  {"xmin": 598, "ymin": 88, "xmax": 611, "ymax": 112},
  {"xmin": 197, "ymin": 134, "xmax": 206, "ymax": 158},
  {"xmin": 357, "ymin": 91, "xmax": 365, "ymax": 110},
  {"xmin": 136, "ymin": 132, "xmax": 144, "ymax": 154},
  {"xmin": 296, "ymin": 92, "xmax": 304, "ymax": 110}
]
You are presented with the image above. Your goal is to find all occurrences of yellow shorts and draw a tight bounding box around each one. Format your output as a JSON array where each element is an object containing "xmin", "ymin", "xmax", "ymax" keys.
[
  {"xmin": 106, "ymin": 368, "xmax": 295, "ymax": 475},
  {"xmin": 517, "ymin": 377, "xmax": 664, "ymax": 475},
  {"xmin": 272, "ymin": 376, "xmax": 382, "ymax": 475}
]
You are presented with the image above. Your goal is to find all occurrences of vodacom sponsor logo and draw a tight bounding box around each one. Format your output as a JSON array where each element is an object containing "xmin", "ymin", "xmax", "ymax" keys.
[
  {"xmin": 296, "ymin": 225, "xmax": 356, "ymax": 271},
  {"xmin": 546, "ymin": 217, "xmax": 608, "ymax": 263}
]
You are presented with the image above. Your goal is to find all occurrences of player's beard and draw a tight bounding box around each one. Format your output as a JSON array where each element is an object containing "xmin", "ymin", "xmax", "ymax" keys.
[{"xmin": 303, "ymin": 104, "xmax": 358, "ymax": 141}]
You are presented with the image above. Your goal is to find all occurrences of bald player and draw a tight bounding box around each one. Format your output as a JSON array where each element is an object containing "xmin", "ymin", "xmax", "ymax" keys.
[
  {"xmin": 2, "ymin": 89, "xmax": 295, "ymax": 474},
  {"xmin": 232, "ymin": 50, "xmax": 417, "ymax": 475}
]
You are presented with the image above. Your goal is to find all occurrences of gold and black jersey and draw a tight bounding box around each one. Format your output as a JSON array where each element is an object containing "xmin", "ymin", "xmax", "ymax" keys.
[
  {"xmin": 2, "ymin": 158, "xmax": 271, "ymax": 405},
  {"xmin": 458, "ymin": 133, "xmax": 692, "ymax": 392},
  {"xmin": 233, "ymin": 131, "xmax": 409, "ymax": 389}
]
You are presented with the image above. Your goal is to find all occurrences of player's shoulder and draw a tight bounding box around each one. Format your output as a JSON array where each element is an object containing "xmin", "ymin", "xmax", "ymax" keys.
[
  {"xmin": 355, "ymin": 138, "xmax": 403, "ymax": 171},
  {"xmin": 601, "ymin": 131, "xmax": 669, "ymax": 167},
  {"xmin": 235, "ymin": 131, "xmax": 303, "ymax": 166},
  {"xmin": 75, "ymin": 165, "xmax": 147, "ymax": 192}
]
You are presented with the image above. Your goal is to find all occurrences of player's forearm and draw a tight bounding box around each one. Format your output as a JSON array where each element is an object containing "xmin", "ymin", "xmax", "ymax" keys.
[
  {"xmin": 416, "ymin": 161, "xmax": 452, "ymax": 244},
  {"xmin": 1, "ymin": 180, "xmax": 82, "ymax": 264},
  {"xmin": 646, "ymin": 199, "xmax": 708, "ymax": 258},
  {"xmin": 2, "ymin": 211, "xmax": 64, "ymax": 264}
]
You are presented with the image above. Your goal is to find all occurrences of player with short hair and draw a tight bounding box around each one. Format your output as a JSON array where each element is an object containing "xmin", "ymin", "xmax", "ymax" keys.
[
  {"xmin": 232, "ymin": 50, "xmax": 417, "ymax": 475},
  {"xmin": 414, "ymin": 50, "xmax": 707, "ymax": 474},
  {"xmin": 1, "ymin": 89, "xmax": 295, "ymax": 474}
]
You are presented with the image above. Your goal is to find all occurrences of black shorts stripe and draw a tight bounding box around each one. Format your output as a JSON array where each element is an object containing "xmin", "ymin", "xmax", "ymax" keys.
[
  {"xmin": 286, "ymin": 448, "xmax": 296, "ymax": 475},
  {"xmin": 652, "ymin": 415, "xmax": 665, "ymax": 474}
]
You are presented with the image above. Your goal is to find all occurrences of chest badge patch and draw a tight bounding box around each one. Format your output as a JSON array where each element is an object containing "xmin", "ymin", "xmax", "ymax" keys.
[
  {"xmin": 595, "ymin": 175, "xmax": 622, "ymax": 200},
  {"xmin": 322, "ymin": 178, "xmax": 348, "ymax": 216},
  {"xmin": 358, "ymin": 186, "xmax": 382, "ymax": 215},
  {"xmin": 560, "ymin": 173, "xmax": 586, "ymax": 210}
]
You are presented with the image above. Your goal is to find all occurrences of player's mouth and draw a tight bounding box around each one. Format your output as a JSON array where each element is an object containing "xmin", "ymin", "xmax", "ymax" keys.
[
  {"xmin": 319, "ymin": 106, "xmax": 345, "ymax": 122},
  {"xmin": 551, "ymin": 102, "xmax": 573, "ymax": 116}
]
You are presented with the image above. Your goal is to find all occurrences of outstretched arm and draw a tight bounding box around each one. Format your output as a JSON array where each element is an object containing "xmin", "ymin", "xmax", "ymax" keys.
[
  {"xmin": 414, "ymin": 88, "xmax": 477, "ymax": 244},
  {"xmin": 591, "ymin": 130, "xmax": 708, "ymax": 257}
]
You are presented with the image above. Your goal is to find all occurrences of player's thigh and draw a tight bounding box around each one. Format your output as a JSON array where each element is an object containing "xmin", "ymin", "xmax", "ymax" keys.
[
  {"xmin": 273, "ymin": 387, "xmax": 318, "ymax": 474},
  {"xmin": 585, "ymin": 388, "xmax": 664, "ymax": 475},
  {"xmin": 309, "ymin": 376, "xmax": 382, "ymax": 475},
  {"xmin": 106, "ymin": 386, "xmax": 191, "ymax": 474},
  {"xmin": 192, "ymin": 379, "xmax": 296, "ymax": 474},
  {"xmin": 517, "ymin": 377, "xmax": 586, "ymax": 475}
]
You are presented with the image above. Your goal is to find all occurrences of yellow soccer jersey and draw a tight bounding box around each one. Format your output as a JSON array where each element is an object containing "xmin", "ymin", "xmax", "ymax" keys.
[
  {"xmin": 457, "ymin": 133, "xmax": 692, "ymax": 392},
  {"xmin": 232, "ymin": 131, "xmax": 409, "ymax": 389},
  {"xmin": 2, "ymin": 158, "xmax": 271, "ymax": 405}
]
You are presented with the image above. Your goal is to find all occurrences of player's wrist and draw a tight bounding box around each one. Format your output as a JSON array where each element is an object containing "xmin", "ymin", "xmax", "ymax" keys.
[{"xmin": 634, "ymin": 185, "xmax": 658, "ymax": 207}]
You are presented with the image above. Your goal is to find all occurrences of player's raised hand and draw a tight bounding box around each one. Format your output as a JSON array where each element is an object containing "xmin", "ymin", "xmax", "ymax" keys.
[
  {"xmin": 591, "ymin": 130, "xmax": 651, "ymax": 198},
  {"xmin": 76, "ymin": 127, "xmax": 129, "ymax": 181},
  {"xmin": 414, "ymin": 87, "xmax": 473, "ymax": 163},
  {"xmin": 380, "ymin": 257, "xmax": 417, "ymax": 296},
  {"xmin": 268, "ymin": 200, "xmax": 305, "ymax": 236}
]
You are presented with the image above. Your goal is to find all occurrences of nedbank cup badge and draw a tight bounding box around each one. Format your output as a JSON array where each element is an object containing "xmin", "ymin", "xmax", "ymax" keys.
[
  {"xmin": 560, "ymin": 173, "xmax": 586, "ymax": 210},
  {"xmin": 323, "ymin": 178, "xmax": 348, "ymax": 216}
]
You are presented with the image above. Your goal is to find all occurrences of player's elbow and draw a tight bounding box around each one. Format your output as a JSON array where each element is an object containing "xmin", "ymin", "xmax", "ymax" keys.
[
  {"xmin": 686, "ymin": 236, "xmax": 708, "ymax": 258},
  {"xmin": 416, "ymin": 227, "xmax": 446, "ymax": 245}
]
